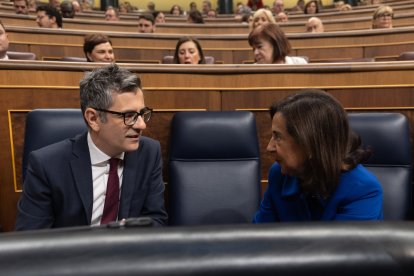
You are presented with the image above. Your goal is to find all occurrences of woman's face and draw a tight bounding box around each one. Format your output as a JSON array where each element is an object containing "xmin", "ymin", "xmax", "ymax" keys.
[
  {"xmin": 373, "ymin": 12, "xmax": 393, "ymax": 29},
  {"xmin": 306, "ymin": 2, "xmax": 317, "ymax": 14},
  {"xmin": 87, "ymin": 42, "xmax": 115, "ymax": 62},
  {"xmin": 267, "ymin": 112, "xmax": 307, "ymax": 176},
  {"xmin": 178, "ymin": 41, "xmax": 201, "ymax": 64},
  {"xmin": 252, "ymin": 38, "xmax": 274, "ymax": 64},
  {"xmin": 253, "ymin": 14, "xmax": 271, "ymax": 28},
  {"xmin": 156, "ymin": 12, "xmax": 165, "ymax": 23},
  {"xmin": 172, "ymin": 6, "xmax": 180, "ymax": 15}
]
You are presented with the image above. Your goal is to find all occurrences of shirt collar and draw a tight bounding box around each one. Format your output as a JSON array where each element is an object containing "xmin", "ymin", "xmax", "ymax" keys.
[{"xmin": 87, "ymin": 132, "xmax": 124, "ymax": 165}]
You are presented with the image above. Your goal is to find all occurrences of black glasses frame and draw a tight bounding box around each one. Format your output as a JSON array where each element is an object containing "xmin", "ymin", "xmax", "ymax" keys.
[{"xmin": 93, "ymin": 107, "xmax": 153, "ymax": 126}]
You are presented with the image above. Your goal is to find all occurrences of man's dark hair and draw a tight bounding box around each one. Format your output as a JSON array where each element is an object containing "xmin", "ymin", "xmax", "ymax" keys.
[
  {"xmin": 60, "ymin": 0, "xmax": 75, "ymax": 18},
  {"xmin": 138, "ymin": 14, "xmax": 154, "ymax": 24}
]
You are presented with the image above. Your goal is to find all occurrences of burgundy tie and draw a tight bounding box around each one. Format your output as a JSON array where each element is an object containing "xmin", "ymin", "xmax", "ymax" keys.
[{"xmin": 101, "ymin": 158, "xmax": 120, "ymax": 224}]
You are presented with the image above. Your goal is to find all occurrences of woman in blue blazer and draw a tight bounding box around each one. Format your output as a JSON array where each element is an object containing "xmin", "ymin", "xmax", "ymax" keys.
[{"xmin": 253, "ymin": 90, "xmax": 383, "ymax": 222}]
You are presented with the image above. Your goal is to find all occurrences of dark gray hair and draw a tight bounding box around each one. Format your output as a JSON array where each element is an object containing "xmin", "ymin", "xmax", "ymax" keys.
[{"xmin": 80, "ymin": 64, "xmax": 141, "ymax": 121}]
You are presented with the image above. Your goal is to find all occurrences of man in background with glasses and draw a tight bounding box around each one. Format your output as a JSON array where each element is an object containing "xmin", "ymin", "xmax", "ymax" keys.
[{"xmin": 16, "ymin": 64, "xmax": 168, "ymax": 230}]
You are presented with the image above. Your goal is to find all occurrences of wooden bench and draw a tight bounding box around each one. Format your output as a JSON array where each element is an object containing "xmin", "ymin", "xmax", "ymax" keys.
[{"xmin": 5, "ymin": 25, "xmax": 414, "ymax": 63}]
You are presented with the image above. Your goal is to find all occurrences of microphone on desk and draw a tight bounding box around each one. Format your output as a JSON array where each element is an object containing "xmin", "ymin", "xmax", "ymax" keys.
[{"xmin": 105, "ymin": 217, "xmax": 154, "ymax": 229}]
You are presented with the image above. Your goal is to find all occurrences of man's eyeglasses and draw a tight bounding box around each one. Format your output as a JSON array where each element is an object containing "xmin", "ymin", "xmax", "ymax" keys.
[{"xmin": 93, "ymin": 107, "xmax": 153, "ymax": 126}]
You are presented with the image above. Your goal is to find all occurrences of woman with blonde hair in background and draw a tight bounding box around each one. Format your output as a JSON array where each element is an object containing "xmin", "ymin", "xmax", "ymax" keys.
[
  {"xmin": 252, "ymin": 8, "xmax": 275, "ymax": 29},
  {"xmin": 372, "ymin": 5, "xmax": 393, "ymax": 29}
]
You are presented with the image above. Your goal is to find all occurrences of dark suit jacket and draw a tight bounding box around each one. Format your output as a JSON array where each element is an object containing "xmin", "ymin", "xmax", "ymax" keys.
[{"xmin": 16, "ymin": 132, "xmax": 168, "ymax": 230}]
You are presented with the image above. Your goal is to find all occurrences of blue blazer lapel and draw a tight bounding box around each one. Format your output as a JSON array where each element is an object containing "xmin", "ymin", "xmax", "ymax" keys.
[{"xmin": 70, "ymin": 133, "xmax": 94, "ymax": 224}]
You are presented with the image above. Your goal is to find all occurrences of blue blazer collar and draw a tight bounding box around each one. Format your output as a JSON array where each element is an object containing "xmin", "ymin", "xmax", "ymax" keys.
[{"xmin": 281, "ymin": 174, "xmax": 301, "ymax": 198}]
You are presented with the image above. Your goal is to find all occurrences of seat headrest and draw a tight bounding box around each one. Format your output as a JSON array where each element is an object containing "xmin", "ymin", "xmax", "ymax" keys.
[
  {"xmin": 348, "ymin": 113, "xmax": 411, "ymax": 165},
  {"xmin": 397, "ymin": 52, "xmax": 414, "ymax": 61},
  {"xmin": 169, "ymin": 111, "xmax": 259, "ymax": 159},
  {"xmin": 162, "ymin": 55, "xmax": 215, "ymax": 64},
  {"xmin": 7, "ymin": 51, "xmax": 36, "ymax": 60},
  {"xmin": 60, "ymin": 57, "xmax": 87, "ymax": 62}
]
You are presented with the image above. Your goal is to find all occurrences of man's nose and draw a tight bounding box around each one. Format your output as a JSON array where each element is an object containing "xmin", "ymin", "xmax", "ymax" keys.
[{"xmin": 132, "ymin": 116, "xmax": 147, "ymax": 130}]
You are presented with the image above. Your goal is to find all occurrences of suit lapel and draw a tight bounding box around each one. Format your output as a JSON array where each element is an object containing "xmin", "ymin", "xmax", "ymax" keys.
[
  {"xmin": 70, "ymin": 133, "xmax": 94, "ymax": 224},
  {"xmin": 118, "ymin": 141, "xmax": 145, "ymax": 219}
]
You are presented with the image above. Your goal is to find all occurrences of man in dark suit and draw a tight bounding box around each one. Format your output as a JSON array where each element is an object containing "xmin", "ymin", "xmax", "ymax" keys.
[{"xmin": 16, "ymin": 64, "xmax": 168, "ymax": 230}]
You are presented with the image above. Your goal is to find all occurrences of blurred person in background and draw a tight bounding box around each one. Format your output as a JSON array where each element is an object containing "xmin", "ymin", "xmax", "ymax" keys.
[
  {"xmin": 173, "ymin": 36, "xmax": 206, "ymax": 64},
  {"xmin": 372, "ymin": 5, "xmax": 393, "ymax": 29},
  {"xmin": 138, "ymin": 14, "xmax": 155, "ymax": 33},
  {"xmin": 36, "ymin": 5, "xmax": 62, "ymax": 28},
  {"xmin": 187, "ymin": 10, "xmax": 204, "ymax": 23},
  {"xmin": 252, "ymin": 8, "xmax": 276, "ymax": 29},
  {"xmin": 275, "ymin": 12, "xmax": 288, "ymax": 23},
  {"xmin": 248, "ymin": 23, "xmax": 307, "ymax": 64},
  {"xmin": 153, "ymin": 11, "xmax": 166, "ymax": 24},
  {"xmin": 105, "ymin": 6, "xmax": 120, "ymax": 21},
  {"xmin": 60, "ymin": 0, "xmax": 75, "ymax": 18},
  {"xmin": 13, "ymin": 0, "xmax": 28, "ymax": 15},
  {"xmin": 83, "ymin": 33, "xmax": 115, "ymax": 62},
  {"xmin": 305, "ymin": 17, "xmax": 324, "ymax": 33}
]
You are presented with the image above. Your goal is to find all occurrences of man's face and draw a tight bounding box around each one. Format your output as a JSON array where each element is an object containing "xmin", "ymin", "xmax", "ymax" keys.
[
  {"xmin": 105, "ymin": 9, "xmax": 119, "ymax": 21},
  {"xmin": 306, "ymin": 19, "xmax": 324, "ymax": 33},
  {"xmin": 14, "ymin": 0, "xmax": 28, "ymax": 15},
  {"xmin": 0, "ymin": 24, "xmax": 9, "ymax": 58},
  {"xmin": 273, "ymin": 0, "xmax": 284, "ymax": 14},
  {"xmin": 36, "ymin": 11, "xmax": 55, "ymax": 28},
  {"xmin": 202, "ymin": 1, "xmax": 210, "ymax": 13},
  {"xmin": 138, "ymin": 19, "xmax": 154, "ymax": 33},
  {"xmin": 90, "ymin": 90, "xmax": 147, "ymax": 157}
]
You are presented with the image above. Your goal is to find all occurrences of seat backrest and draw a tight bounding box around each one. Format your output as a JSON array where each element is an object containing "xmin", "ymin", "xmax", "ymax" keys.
[
  {"xmin": 60, "ymin": 56, "xmax": 87, "ymax": 62},
  {"xmin": 22, "ymin": 109, "xmax": 87, "ymax": 182},
  {"xmin": 397, "ymin": 52, "xmax": 414, "ymax": 61},
  {"xmin": 7, "ymin": 51, "xmax": 36, "ymax": 60},
  {"xmin": 348, "ymin": 112, "xmax": 412, "ymax": 220},
  {"xmin": 162, "ymin": 55, "xmax": 215, "ymax": 64},
  {"xmin": 168, "ymin": 111, "xmax": 261, "ymax": 225}
]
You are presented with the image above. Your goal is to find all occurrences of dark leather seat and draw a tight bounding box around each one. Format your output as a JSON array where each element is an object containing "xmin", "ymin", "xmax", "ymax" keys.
[
  {"xmin": 7, "ymin": 51, "xmax": 36, "ymax": 60},
  {"xmin": 348, "ymin": 112, "xmax": 412, "ymax": 220},
  {"xmin": 162, "ymin": 55, "xmax": 215, "ymax": 64},
  {"xmin": 22, "ymin": 109, "xmax": 86, "ymax": 182},
  {"xmin": 168, "ymin": 111, "xmax": 261, "ymax": 225}
]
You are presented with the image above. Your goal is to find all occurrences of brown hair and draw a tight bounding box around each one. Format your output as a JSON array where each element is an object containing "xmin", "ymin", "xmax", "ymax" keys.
[
  {"xmin": 304, "ymin": 0, "xmax": 319, "ymax": 14},
  {"xmin": 269, "ymin": 90, "xmax": 370, "ymax": 197},
  {"xmin": 83, "ymin": 33, "xmax": 112, "ymax": 62},
  {"xmin": 248, "ymin": 23, "xmax": 291, "ymax": 63}
]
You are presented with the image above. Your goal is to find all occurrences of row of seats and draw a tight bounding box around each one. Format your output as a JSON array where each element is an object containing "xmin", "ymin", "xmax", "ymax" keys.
[
  {"xmin": 23, "ymin": 109, "xmax": 412, "ymax": 224},
  {"xmin": 8, "ymin": 53, "xmax": 217, "ymax": 64},
  {"xmin": 7, "ymin": 50, "xmax": 414, "ymax": 63}
]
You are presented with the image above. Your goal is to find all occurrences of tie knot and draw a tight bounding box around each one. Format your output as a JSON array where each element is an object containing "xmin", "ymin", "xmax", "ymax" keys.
[{"xmin": 109, "ymin": 158, "xmax": 120, "ymax": 171}]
